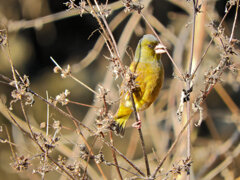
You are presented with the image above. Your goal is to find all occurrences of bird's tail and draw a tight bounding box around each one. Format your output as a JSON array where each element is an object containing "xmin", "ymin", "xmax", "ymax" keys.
[
  {"xmin": 114, "ymin": 106, "xmax": 132, "ymax": 136},
  {"xmin": 114, "ymin": 115, "xmax": 130, "ymax": 136}
]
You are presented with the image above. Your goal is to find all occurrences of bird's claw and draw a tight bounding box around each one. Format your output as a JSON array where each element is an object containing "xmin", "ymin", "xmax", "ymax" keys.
[{"xmin": 132, "ymin": 120, "xmax": 141, "ymax": 130}]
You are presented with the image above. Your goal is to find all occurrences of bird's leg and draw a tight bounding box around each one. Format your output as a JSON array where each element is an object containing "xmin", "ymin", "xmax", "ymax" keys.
[{"xmin": 132, "ymin": 111, "xmax": 141, "ymax": 129}]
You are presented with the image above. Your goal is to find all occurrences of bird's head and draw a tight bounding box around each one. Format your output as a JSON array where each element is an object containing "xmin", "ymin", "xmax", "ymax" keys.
[{"xmin": 135, "ymin": 34, "xmax": 166, "ymax": 62}]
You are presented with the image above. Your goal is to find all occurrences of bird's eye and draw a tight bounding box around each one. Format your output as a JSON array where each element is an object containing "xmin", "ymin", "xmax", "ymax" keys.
[{"xmin": 147, "ymin": 44, "xmax": 154, "ymax": 49}]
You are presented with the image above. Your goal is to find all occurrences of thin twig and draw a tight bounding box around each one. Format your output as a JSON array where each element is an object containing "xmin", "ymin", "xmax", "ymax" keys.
[
  {"xmin": 151, "ymin": 109, "xmax": 195, "ymax": 178},
  {"xmin": 47, "ymin": 155, "xmax": 75, "ymax": 180},
  {"xmin": 130, "ymin": 93, "xmax": 150, "ymax": 177},
  {"xmin": 109, "ymin": 131, "xmax": 123, "ymax": 180},
  {"xmin": 1, "ymin": 29, "xmax": 19, "ymax": 90},
  {"xmin": 93, "ymin": 0, "xmax": 121, "ymax": 60},
  {"xmin": 99, "ymin": 135, "xmax": 145, "ymax": 177},
  {"xmin": 46, "ymin": 91, "xmax": 49, "ymax": 137},
  {"xmin": 105, "ymin": 162, "xmax": 140, "ymax": 177},
  {"xmin": 229, "ymin": 0, "xmax": 239, "ymax": 42},
  {"xmin": 4, "ymin": 124, "xmax": 17, "ymax": 161},
  {"xmin": 50, "ymin": 57, "xmax": 98, "ymax": 95},
  {"xmin": 68, "ymin": 100, "xmax": 99, "ymax": 108}
]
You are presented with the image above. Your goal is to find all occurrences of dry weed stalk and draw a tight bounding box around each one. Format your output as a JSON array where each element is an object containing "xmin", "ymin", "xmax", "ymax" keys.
[{"xmin": 0, "ymin": 0, "xmax": 239, "ymax": 179}]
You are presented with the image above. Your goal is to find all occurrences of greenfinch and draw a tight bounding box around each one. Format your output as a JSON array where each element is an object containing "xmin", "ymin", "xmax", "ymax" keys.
[{"xmin": 114, "ymin": 34, "xmax": 165, "ymax": 135}]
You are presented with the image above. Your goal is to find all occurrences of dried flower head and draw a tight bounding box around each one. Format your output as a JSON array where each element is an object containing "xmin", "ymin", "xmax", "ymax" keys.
[
  {"xmin": 9, "ymin": 75, "xmax": 35, "ymax": 110},
  {"xmin": 94, "ymin": 151, "xmax": 105, "ymax": 164},
  {"xmin": 54, "ymin": 89, "xmax": 70, "ymax": 106},
  {"xmin": 66, "ymin": 161, "xmax": 83, "ymax": 178},
  {"xmin": 64, "ymin": 0, "xmax": 86, "ymax": 16},
  {"xmin": 166, "ymin": 157, "xmax": 193, "ymax": 178},
  {"xmin": 79, "ymin": 144, "xmax": 89, "ymax": 160},
  {"xmin": 11, "ymin": 155, "xmax": 31, "ymax": 172},
  {"xmin": 122, "ymin": 0, "xmax": 144, "ymax": 13},
  {"xmin": 61, "ymin": 65, "xmax": 71, "ymax": 78},
  {"xmin": 0, "ymin": 29, "xmax": 7, "ymax": 47}
]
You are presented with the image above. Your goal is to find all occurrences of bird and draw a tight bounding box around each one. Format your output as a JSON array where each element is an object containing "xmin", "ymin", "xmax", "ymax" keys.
[{"xmin": 114, "ymin": 34, "xmax": 165, "ymax": 136}]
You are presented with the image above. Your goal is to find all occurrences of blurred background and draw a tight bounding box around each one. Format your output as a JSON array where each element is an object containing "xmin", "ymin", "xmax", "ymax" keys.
[{"xmin": 0, "ymin": 0, "xmax": 240, "ymax": 179}]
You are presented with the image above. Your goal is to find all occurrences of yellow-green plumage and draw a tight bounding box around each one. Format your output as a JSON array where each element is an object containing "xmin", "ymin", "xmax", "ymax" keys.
[{"xmin": 114, "ymin": 34, "xmax": 164, "ymax": 135}]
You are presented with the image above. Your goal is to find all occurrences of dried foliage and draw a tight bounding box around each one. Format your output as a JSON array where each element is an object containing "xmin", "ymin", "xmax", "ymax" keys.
[{"xmin": 0, "ymin": 0, "xmax": 240, "ymax": 180}]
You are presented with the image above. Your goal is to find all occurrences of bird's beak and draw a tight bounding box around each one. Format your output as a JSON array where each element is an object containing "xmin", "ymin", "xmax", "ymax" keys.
[{"xmin": 154, "ymin": 43, "xmax": 167, "ymax": 54}]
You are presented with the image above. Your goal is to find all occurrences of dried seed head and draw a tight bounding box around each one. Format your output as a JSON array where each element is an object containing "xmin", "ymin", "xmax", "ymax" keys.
[
  {"xmin": 11, "ymin": 155, "xmax": 31, "ymax": 172},
  {"xmin": 0, "ymin": 29, "xmax": 7, "ymax": 47},
  {"xmin": 94, "ymin": 152, "xmax": 105, "ymax": 164},
  {"xmin": 54, "ymin": 89, "xmax": 70, "ymax": 106},
  {"xmin": 122, "ymin": 0, "xmax": 144, "ymax": 13}
]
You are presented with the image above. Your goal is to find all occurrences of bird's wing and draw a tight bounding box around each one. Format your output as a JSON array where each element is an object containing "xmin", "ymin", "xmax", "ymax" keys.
[{"xmin": 129, "ymin": 61, "xmax": 147, "ymax": 105}]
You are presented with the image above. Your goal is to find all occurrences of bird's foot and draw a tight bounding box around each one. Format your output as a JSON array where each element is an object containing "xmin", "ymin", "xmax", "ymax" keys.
[{"xmin": 132, "ymin": 120, "xmax": 141, "ymax": 130}]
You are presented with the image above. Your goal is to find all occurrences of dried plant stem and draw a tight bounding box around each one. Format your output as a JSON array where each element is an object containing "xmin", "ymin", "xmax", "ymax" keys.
[
  {"xmin": 20, "ymin": 101, "xmax": 44, "ymax": 151},
  {"xmin": 7, "ymin": 1, "xmax": 123, "ymax": 32},
  {"xmin": 151, "ymin": 49, "xmax": 230, "ymax": 177},
  {"xmin": 151, "ymin": 109, "xmax": 194, "ymax": 178},
  {"xmin": 68, "ymin": 100, "xmax": 99, "ymax": 108},
  {"xmin": 130, "ymin": 93, "xmax": 150, "ymax": 177},
  {"xmin": 31, "ymin": 88, "xmax": 143, "ymax": 177},
  {"xmin": 90, "ymin": 0, "xmax": 127, "ymax": 81},
  {"xmin": 47, "ymin": 156, "xmax": 75, "ymax": 180},
  {"xmin": 1, "ymin": 31, "xmax": 19, "ymax": 90},
  {"xmin": 72, "ymin": 10, "xmax": 129, "ymax": 73},
  {"xmin": 86, "ymin": 0, "xmax": 121, "ymax": 63},
  {"xmin": 66, "ymin": 106, "xmax": 106, "ymax": 179},
  {"xmin": 25, "ymin": 87, "xmax": 144, "ymax": 176},
  {"xmin": 99, "ymin": 135, "xmax": 145, "ymax": 177},
  {"xmin": 70, "ymin": 75, "xmax": 98, "ymax": 95},
  {"xmin": 197, "ymin": 130, "xmax": 240, "ymax": 178},
  {"xmin": 229, "ymin": 0, "xmax": 239, "ymax": 42},
  {"xmin": 46, "ymin": 91, "xmax": 49, "ymax": 137},
  {"xmin": 188, "ymin": 0, "xmax": 197, "ymax": 75},
  {"xmin": 101, "ymin": 90, "xmax": 122, "ymax": 179},
  {"xmin": 50, "ymin": 57, "xmax": 98, "ymax": 95},
  {"xmin": 4, "ymin": 124, "xmax": 17, "ymax": 161},
  {"xmin": 186, "ymin": 1, "xmax": 199, "ymax": 179},
  {"xmin": 191, "ymin": 4, "xmax": 233, "ymax": 78},
  {"xmin": 80, "ymin": 132, "xmax": 107, "ymax": 180},
  {"xmin": 109, "ymin": 131, "xmax": 123, "ymax": 180},
  {"xmin": 28, "ymin": 88, "xmax": 93, "ymax": 133},
  {"xmin": 20, "ymin": 101, "xmax": 75, "ymax": 179},
  {"xmin": 214, "ymin": 84, "xmax": 239, "ymax": 115},
  {"xmin": 202, "ymin": 143, "xmax": 240, "ymax": 180},
  {"xmin": 93, "ymin": 0, "xmax": 121, "ymax": 60}
]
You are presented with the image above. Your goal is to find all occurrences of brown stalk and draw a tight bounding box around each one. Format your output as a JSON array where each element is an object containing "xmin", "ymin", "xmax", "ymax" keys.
[
  {"xmin": 185, "ymin": 1, "xmax": 199, "ymax": 179},
  {"xmin": 109, "ymin": 131, "xmax": 123, "ymax": 180},
  {"xmin": 130, "ymin": 93, "xmax": 150, "ymax": 177}
]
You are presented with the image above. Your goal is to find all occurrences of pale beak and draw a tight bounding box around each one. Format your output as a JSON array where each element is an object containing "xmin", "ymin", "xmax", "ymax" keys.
[{"xmin": 154, "ymin": 43, "xmax": 167, "ymax": 54}]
